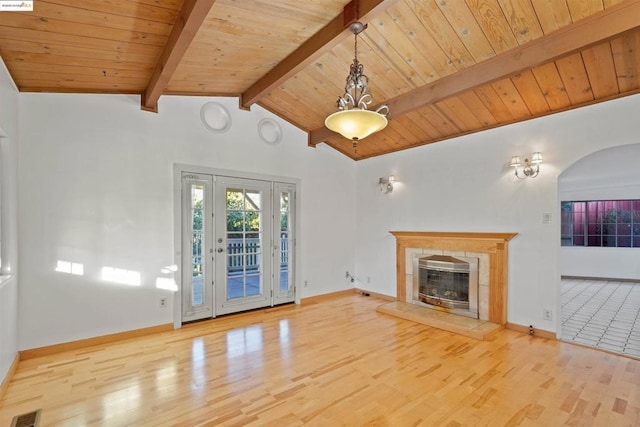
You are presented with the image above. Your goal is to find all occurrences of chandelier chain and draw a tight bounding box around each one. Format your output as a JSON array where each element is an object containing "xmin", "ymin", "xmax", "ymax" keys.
[{"xmin": 354, "ymin": 32, "xmax": 358, "ymax": 63}]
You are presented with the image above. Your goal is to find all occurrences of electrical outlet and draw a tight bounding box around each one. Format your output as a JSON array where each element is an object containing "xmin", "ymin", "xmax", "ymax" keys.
[
  {"xmin": 159, "ymin": 297, "xmax": 168, "ymax": 308},
  {"xmin": 345, "ymin": 271, "xmax": 350, "ymax": 279},
  {"xmin": 543, "ymin": 308, "xmax": 552, "ymax": 321},
  {"xmin": 304, "ymin": 280, "xmax": 309, "ymax": 287}
]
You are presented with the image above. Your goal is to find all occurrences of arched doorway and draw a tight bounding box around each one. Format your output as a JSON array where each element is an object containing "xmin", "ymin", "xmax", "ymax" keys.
[{"xmin": 558, "ymin": 143, "xmax": 640, "ymax": 357}]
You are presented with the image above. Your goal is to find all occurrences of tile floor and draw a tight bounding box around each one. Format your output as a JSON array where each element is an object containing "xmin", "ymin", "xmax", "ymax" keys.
[{"xmin": 560, "ymin": 277, "xmax": 640, "ymax": 358}]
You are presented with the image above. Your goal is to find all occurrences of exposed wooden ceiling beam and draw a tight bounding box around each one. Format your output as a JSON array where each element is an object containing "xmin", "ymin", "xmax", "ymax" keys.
[
  {"xmin": 141, "ymin": 0, "xmax": 216, "ymax": 112},
  {"xmin": 309, "ymin": 0, "xmax": 640, "ymax": 145},
  {"xmin": 239, "ymin": 0, "xmax": 400, "ymax": 110}
]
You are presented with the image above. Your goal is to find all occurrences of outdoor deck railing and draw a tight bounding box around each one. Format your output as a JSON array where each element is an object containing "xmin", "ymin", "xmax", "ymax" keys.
[
  {"xmin": 227, "ymin": 237, "xmax": 289, "ymax": 272},
  {"xmin": 192, "ymin": 237, "xmax": 289, "ymax": 275}
]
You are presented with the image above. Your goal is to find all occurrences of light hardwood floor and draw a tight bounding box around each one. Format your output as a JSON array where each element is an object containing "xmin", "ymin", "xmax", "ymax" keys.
[{"xmin": 1, "ymin": 294, "xmax": 639, "ymax": 426}]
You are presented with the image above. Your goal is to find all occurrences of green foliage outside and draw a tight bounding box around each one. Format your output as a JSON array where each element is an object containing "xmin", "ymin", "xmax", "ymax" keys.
[
  {"xmin": 226, "ymin": 191, "xmax": 260, "ymax": 232},
  {"xmin": 191, "ymin": 191, "xmax": 290, "ymax": 275}
]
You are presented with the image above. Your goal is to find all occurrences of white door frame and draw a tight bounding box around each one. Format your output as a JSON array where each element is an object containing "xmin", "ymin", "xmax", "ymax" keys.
[{"xmin": 172, "ymin": 164, "xmax": 301, "ymax": 329}]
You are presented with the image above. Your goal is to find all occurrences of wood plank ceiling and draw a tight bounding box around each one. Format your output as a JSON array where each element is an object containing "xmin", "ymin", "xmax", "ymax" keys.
[{"xmin": 1, "ymin": 0, "xmax": 639, "ymax": 160}]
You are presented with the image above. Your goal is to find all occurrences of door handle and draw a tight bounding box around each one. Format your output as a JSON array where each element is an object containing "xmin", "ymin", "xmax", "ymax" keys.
[{"xmin": 217, "ymin": 248, "xmax": 224, "ymax": 253}]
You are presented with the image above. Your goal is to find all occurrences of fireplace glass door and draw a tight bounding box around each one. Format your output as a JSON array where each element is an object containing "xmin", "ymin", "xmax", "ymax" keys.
[
  {"xmin": 419, "ymin": 269, "xmax": 470, "ymax": 310},
  {"xmin": 413, "ymin": 255, "xmax": 479, "ymax": 319}
]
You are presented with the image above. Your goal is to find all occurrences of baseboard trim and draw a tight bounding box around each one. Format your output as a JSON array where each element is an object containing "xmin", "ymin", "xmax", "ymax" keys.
[
  {"xmin": 20, "ymin": 323, "xmax": 174, "ymax": 360},
  {"xmin": 506, "ymin": 322, "xmax": 556, "ymax": 340},
  {"xmin": 301, "ymin": 289, "xmax": 354, "ymax": 305},
  {"xmin": 0, "ymin": 353, "xmax": 20, "ymax": 404},
  {"xmin": 561, "ymin": 275, "xmax": 640, "ymax": 283},
  {"xmin": 301, "ymin": 288, "xmax": 396, "ymax": 305},
  {"xmin": 354, "ymin": 288, "xmax": 395, "ymax": 301}
]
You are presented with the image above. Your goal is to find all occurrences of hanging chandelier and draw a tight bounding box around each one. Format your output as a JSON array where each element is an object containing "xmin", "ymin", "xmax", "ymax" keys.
[{"xmin": 324, "ymin": 22, "xmax": 389, "ymax": 148}]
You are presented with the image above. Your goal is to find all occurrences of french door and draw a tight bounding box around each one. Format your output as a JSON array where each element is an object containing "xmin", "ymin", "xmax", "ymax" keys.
[
  {"xmin": 181, "ymin": 172, "xmax": 296, "ymax": 322},
  {"xmin": 214, "ymin": 176, "xmax": 272, "ymax": 314}
]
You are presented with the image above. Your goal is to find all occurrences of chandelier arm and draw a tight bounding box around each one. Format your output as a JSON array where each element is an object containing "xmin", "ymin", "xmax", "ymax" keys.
[
  {"xmin": 357, "ymin": 93, "xmax": 373, "ymax": 109},
  {"xmin": 514, "ymin": 168, "xmax": 524, "ymax": 180},
  {"xmin": 530, "ymin": 164, "xmax": 540, "ymax": 178},
  {"xmin": 342, "ymin": 93, "xmax": 356, "ymax": 109},
  {"xmin": 375, "ymin": 104, "xmax": 389, "ymax": 116}
]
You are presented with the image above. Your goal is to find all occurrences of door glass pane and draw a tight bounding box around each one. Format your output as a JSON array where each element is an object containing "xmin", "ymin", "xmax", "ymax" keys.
[
  {"xmin": 245, "ymin": 189, "xmax": 261, "ymax": 211},
  {"xmin": 279, "ymin": 192, "xmax": 291, "ymax": 292},
  {"xmin": 191, "ymin": 184, "xmax": 204, "ymax": 306},
  {"xmin": 226, "ymin": 188, "xmax": 262, "ymax": 300},
  {"xmin": 245, "ymin": 273, "xmax": 261, "ymax": 297}
]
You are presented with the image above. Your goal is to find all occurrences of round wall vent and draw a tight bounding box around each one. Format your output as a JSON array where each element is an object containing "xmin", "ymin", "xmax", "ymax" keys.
[
  {"xmin": 200, "ymin": 102, "xmax": 232, "ymax": 133},
  {"xmin": 257, "ymin": 118, "xmax": 282, "ymax": 145}
]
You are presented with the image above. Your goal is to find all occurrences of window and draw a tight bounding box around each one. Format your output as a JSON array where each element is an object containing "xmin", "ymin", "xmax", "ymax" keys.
[{"xmin": 561, "ymin": 200, "xmax": 640, "ymax": 247}]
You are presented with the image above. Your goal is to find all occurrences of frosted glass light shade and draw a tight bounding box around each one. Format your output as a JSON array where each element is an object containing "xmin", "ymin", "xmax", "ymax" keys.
[
  {"xmin": 531, "ymin": 152, "xmax": 543, "ymax": 164},
  {"xmin": 510, "ymin": 156, "xmax": 521, "ymax": 167},
  {"xmin": 325, "ymin": 109, "xmax": 388, "ymax": 141}
]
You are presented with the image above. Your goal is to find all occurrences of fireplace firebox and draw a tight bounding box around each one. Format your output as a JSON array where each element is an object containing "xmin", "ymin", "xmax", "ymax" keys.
[{"xmin": 412, "ymin": 255, "xmax": 479, "ymax": 319}]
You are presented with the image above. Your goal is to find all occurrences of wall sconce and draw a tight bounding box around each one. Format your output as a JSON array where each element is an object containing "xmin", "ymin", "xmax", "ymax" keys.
[
  {"xmin": 379, "ymin": 175, "xmax": 395, "ymax": 194},
  {"xmin": 510, "ymin": 152, "xmax": 543, "ymax": 179}
]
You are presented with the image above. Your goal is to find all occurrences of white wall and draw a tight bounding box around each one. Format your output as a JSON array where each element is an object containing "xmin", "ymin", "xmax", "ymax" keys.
[
  {"xmin": 559, "ymin": 143, "xmax": 640, "ymax": 280},
  {"xmin": 354, "ymin": 93, "xmax": 640, "ymax": 332},
  {"xmin": 0, "ymin": 57, "xmax": 19, "ymax": 384},
  {"xmin": 18, "ymin": 94, "xmax": 356, "ymax": 350},
  {"xmin": 16, "ymin": 89, "xmax": 640, "ymax": 349}
]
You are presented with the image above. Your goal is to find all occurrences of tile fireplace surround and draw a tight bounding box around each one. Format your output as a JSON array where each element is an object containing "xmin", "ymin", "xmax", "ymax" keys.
[{"xmin": 386, "ymin": 231, "xmax": 517, "ymax": 329}]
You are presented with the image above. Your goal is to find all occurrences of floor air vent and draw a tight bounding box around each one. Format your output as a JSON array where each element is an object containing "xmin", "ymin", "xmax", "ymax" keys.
[{"xmin": 11, "ymin": 409, "xmax": 41, "ymax": 427}]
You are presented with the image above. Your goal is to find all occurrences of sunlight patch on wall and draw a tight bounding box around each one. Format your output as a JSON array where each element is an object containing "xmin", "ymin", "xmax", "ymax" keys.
[
  {"xmin": 101, "ymin": 266, "xmax": 141, "ymax": 286},
  {"xmin": 55, "ymin": 260, "xmax": 84, "ymax": 276},
  {"xmin": 160, "ymin": 264, "xmax": 178, "ymax": 274},
  {"xmin": 155, "ymin": 277, "xmax": 178, "ymax": 291}
]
